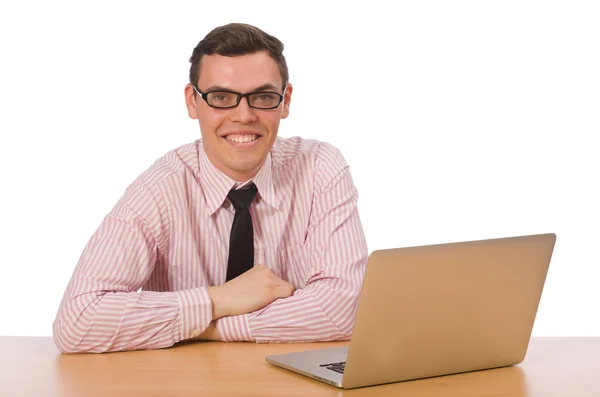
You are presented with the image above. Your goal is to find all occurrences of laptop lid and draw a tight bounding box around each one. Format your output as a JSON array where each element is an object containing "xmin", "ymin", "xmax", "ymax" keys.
[{"xmin": 340, "ymin": 233, "xmax": 555, "ymax": 388}]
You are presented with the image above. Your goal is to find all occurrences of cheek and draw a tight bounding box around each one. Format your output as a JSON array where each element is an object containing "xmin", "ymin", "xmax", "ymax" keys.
[
  {"xmin": 198, "ymin": 111, "xmax": 224, "ymax": 135},
  {"xmin": 260, "ymin": 112, "xmax": 282, "ymax": 133}
]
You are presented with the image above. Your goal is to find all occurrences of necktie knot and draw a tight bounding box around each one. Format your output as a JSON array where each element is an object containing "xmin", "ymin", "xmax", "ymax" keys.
[{"xmin": 228, "ymin": 185, "xmax": 258, "ymax": 211}]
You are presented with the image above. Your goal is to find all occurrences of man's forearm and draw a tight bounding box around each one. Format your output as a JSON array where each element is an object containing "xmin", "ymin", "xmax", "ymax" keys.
[
  {"xmin": 212, "ymin": 282, "xmax": 356, "ymax": 343},
  {"xmin": 53, "ymin": 287, "xmax": 214, "ymax": 353}
]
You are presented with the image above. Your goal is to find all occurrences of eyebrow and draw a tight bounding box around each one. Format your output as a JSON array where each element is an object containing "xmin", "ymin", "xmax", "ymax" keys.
[{"xmin": 203, "ymin": 83, "xmax": 282, "ymax": 93}]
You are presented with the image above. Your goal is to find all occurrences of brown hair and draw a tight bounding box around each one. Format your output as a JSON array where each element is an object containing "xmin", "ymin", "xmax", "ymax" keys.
[{"xmin": 189, "ymin": 23, "xmax": 289, "ymax": 89}]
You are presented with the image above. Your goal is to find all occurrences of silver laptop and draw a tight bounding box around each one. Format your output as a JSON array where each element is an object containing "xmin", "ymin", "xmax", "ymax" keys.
[{"xmin": 266, "ymin": 233, "xmax": 556, "ymax": 389}]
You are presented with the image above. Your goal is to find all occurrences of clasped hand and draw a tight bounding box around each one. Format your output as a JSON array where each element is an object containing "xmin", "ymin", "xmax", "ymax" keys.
[{"xmin": 207, "ymin": 264, "xmax": 295, "ymax": 320}]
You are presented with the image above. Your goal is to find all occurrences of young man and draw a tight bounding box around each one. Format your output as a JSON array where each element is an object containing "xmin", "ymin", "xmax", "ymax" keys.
[{"xmin": 53, "ymin": 23, "xmax": 368, "ymax": 353}]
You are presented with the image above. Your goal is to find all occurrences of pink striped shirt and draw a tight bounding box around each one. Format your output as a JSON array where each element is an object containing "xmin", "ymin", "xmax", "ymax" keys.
[{"xmin": 52, "ymin": 136, "xmax": 368, "ymax": 353}]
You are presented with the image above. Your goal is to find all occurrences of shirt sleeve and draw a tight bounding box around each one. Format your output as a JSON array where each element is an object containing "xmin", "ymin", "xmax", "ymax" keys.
[
  {"xmin": 216, "ymin": 144, "xmax": 369, "ymax": 342},
  {"xmin": 52, "ymin": 182, "xmax": 213, "ymax": 353}
]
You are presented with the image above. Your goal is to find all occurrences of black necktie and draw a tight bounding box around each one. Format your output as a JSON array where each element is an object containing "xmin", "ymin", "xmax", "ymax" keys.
[{"xmin": 226, "ymin": 185, "xmax": 258, "ymax": 281}]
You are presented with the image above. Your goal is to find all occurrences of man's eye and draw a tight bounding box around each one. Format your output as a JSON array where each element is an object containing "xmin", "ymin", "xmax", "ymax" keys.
[
  {"xmin": 213, "ymin": 94, "xmax": 230, "ymax": 101},
  {"xmin": 256, "ymin": 93, "xmax": 277, "ymax": 101}
]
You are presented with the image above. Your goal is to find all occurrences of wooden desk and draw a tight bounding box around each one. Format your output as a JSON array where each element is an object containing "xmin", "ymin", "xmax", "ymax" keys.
[{"xmin": 1, "ymin": 337, "xmax": 598, "ymax": 396}]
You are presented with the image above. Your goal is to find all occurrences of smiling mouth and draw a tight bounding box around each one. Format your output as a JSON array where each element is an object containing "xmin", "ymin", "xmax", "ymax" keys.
[{"xmin": 224, "ymin": 134, "xmax": 260, "ymax": 143}]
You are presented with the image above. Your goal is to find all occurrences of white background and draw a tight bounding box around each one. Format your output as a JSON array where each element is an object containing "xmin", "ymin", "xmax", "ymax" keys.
[{"xmin": 0, "ymin": 1, "xmax": 598, "ymax": 337}]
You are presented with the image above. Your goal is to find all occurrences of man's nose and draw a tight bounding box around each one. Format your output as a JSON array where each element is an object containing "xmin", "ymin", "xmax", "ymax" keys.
[{"xmin": 230, "ymin": 96, "xmax": 258, "ymax": 123}]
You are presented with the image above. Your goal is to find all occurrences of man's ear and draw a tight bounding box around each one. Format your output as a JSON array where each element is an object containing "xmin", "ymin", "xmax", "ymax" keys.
[
  {"xmin": 281, "ymin": 83, "xmax": 293, "ymax": 119},
  {"xmin": 184, "ymin": 83, "xmax": 199, "ymax": 120}
]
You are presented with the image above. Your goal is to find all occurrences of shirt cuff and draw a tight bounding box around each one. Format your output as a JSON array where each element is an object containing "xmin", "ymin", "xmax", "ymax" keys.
[
  {"xmin": 175, "ymin": 287, "xmax": 213, "ymax": 341},
  {"xmin": 216, "ymin": 314, "xmax": 253, "ymax": 342}
]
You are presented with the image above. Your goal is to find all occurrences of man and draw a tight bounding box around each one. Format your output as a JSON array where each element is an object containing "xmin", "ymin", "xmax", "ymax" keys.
[{"xmin": 53, "ymin": 23, "xmax": 368, "ymax": 353}]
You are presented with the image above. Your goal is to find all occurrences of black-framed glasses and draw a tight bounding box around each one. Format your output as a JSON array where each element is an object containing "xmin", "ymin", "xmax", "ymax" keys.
[{"xmin": 193, "ymin": 85, "xmax": 285, "ymax": 109}]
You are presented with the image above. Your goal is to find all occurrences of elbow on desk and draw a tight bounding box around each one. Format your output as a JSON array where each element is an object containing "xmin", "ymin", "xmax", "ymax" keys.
[
  {"xmin": 52, "ymin": 320, "xmax": 119, "ymax": 354},
  {"xmin": 52, "ymin": 307, "xmax": 112, "ymax": 354},
  {"xmin": 52, "ymin": 316, "xmax": 95, "ymax": 354},
  {"xmin": 52, "ymin": 304, "xmax": 178, "ymax": 354},
  {"xmin": 331, "ymin": 289, "xmax": 361, "ymax": 339},
  {"xmin": 312, "ymin": 295, "xmax": 359, "ymax": 342},
  {"xmin": 52, "ymin": 291, "xmax": 129, "ymax": 354},
  {"xmin": 332, "ymin": 313, "xmax": 356, "ymax": 342},
  {"xmin": 53, "ymin": 321, "xmax": 81, "ymax": 354}
]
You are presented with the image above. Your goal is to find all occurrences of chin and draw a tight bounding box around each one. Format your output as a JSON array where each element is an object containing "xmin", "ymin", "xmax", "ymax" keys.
[{"xmin": 226, "ymin": 158, "xmax": 260, "ymax": 174}]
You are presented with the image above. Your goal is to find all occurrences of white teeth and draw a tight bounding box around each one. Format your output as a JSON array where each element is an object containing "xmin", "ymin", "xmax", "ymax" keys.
[{"xmin": 226, "ymin": 134, "xmax": 258, "ymax": 143}]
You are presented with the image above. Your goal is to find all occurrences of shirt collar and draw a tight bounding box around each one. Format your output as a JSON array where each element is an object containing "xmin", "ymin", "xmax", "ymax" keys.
[
  {"xmin": 252, "ymin": 152, "xmax": 279, "ymax": 211},
  {"xmin": 198, "ymin": 142, "xmax": 279, "ymax": 216}
]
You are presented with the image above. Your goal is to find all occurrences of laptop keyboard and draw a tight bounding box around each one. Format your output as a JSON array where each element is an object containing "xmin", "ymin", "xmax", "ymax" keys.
[{"xmin": 320, "ymin": 361, "xmax": 346, "ymax": 374}]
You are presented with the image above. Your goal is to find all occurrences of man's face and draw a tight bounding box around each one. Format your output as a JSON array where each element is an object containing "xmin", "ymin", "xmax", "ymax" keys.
[{"xmin": 185, "ymin": 51, "xmax": 292, "ymax": 182}]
